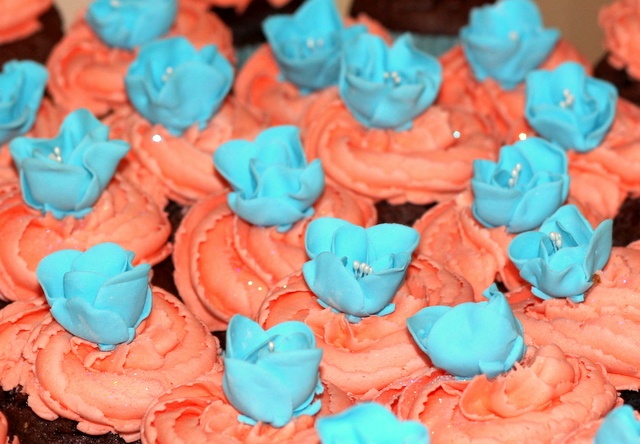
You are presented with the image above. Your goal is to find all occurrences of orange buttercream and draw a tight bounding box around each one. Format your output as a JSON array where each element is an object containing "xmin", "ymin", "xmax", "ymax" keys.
[
  {"xmin": 109, "ymin": 99, "xmax": 266, "ymax": 206},
  {"xmin": 0, "ymin": 0, "xmax": 51, "ymax": 44},
  {"xmin": 600, "ymin": 0, "xmax": 640, "ymax": 80},
  {"xmin": 20, "ymin": 288, "xmax": 221, "ymax": 442},
  {"xmin": 173, "ymin": 184, "xmax": 376, "ymax": 331},
  {"xmin": 302, "ymin": 88, "xmax": 500, "ymax": 205},
  {"xmin": 437, "ymin": 40, "xmax": 590, "ymax": 144},
  {"xmin": 0, "ymin": 176, "xmax": 171, "ymax": 302},
  {"xmin": 513, "ymin": 246, "xmax": 640, "ymax": 390},
  {"xmin": 378, "ymin": 345, "xmax": 618, "ymax": 444},
  {"xmin": 46, "ymin": 3, "xmax": 234, "ymax": 118},
  {"xmin": 257, "ymin": 256, "xmax": 475, "ymax": 399},
  {"xmin": 141, "ymin": 372, "xmax": 351, "ymax": 444}
]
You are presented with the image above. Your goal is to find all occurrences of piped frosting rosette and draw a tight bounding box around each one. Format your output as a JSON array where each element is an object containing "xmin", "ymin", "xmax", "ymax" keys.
[
  {"xmin": 0, "ymin": 109, "xmax": 171, "ymax": 302},
  {"xmin": 257, "ymin": 217, "xmax": 475, "ymax": 399},
  {"xmin": 599, "ymin": 0, "xmax": 640, "ymax": 82},
  {"xmin": 373, "ymin": 344, "xmax": 619, "ymax": 443},
  {"xmin": 46, "ymin": 0, "xmax": 234, "ymax": 118},
  {"xmin": 173, "ymin": 126, "xmax": 376, "ymax": 331},
  {"xmin": 436, "ymin": 0, "xmax": 590, "ymax": 144},
  {"xmin": 234, "ymin": 0, "xmax": 390, "ymax": 126},
  {"xmin": 0, "ymin": 0, "xmax": 52, "ymax": 45},
  {"xmin": 302, "ymin": 32, "xmax": 500, "ymax": 205},
  {"xmin": 109, "ymin": 36, "xmax": 265, "ymax": 206},
  {"xmin": 15, "ymin": 244, "xmax": 221, "ymax": 442},
  {"xmin": 413, "ymin": 137, "xmax": 575, "ymax": 299},
  {"xmin": 142, "ymin": 315, "xmax": 352, "ymax": 443}
]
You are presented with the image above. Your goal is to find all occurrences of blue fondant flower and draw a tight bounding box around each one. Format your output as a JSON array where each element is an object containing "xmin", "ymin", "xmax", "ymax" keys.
[
  {"xmin": 595, "ymin": 406, "xmax": 640, "ymax": 444},
  {"xmin": 339, "ymin": 33, "xmax": 442, "ymax": 131},
  {"xmin": 316, "ymin": 403, "xmax": 430, "ymax": 444},
  {"xmin": 407, "ymin": 284, "xmax": 526, "ymax": 379},
  {"xmin": 214, "ymin": 125, "xmax": 325, "ymax": 232},
  {"xmin": 0, "ymin": 60, "xmax": 48, "ymax": 145},
  {"xmin": 125, "ymin": 36, "xmax": 233, "ymax": 136},
  {"xmin": 472, "ymin": 137, "xmax": 569, "ymax": 233},
  {"xmin": 263, "ymin": 0, "xmax": 365, "ymax": 93},
  {"xmin": 9, "ymin": 108, "xmax": 129, "ymax": 219},
  {"xmin": 86, "ymin": 0, "xmax": 177, "ymax": 49},
  {"xmin": 36, "ymin": 242, "xmax": 152, "ymax": 352},
  {"xmin": 302, "ymin": 218, "xmax": 419, "ymax": 323},
  {"xmin": 461, "ymin": 0, "xmax": 559, "ymax": 89},
  {"xmin": 508, "ymin": 204, "xmax": 612, "ymax": 302},
  {"xmin": 222, "ymin": 314, "xmax": 323, "ymax": 428},
  {"xmin": 525, "ymin": 62, "xmax": 618, "ymax": 152}
]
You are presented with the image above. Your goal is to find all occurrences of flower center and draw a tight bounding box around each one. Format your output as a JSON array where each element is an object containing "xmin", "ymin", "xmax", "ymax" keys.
[
  {"xmin": 508, "ymin": 31, "xmax": 519, "ymax": 41},
  {"xmin": 383, "ymin": 70, "xmax": 402, "ymax": 86},
  {"xmin": 306, "ymin": 37, "xmax": 325, "ymax": 50},
  {"xmin": 353, "ymin": 260, "xmax": 373, "ymax": 279},
  {"xmin": 507, "ymin": 163, "xmax": 522, "ymax": 188},
  {"xmin": 559, "ymin": 89, "xmax": 574, "ymax": 109},
  {"xmin": 161, "ymin": 66, "xmax": 174, "ymax": 83},
  {"xmin": 110, "ymin": 0, "xmax": 120, "ymax": 7},
  {"xmin": 48, "ymin": 146, "xmax": 62, "ymax": 163},
  {"xmin": 549, "ymin": 231, "xmax": 563, "ymax": 251},
  {"xmin": 268, "ymin": 341, "xmax": 275, "ymax": 352}
]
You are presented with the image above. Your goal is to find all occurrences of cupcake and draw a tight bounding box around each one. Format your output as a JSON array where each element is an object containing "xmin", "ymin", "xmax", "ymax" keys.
[
  {"xmin": 109, "ymin": 36, "xmax": 265, "ymax": 207},
  {"xmin": 0, "ymin": 109, "xmax": 171, "ymax": 302},
  {"xmin": 234, "ymin": 0, "xmax": 391, "ymax": 127},
  {"xmin": 436, "ymin": 0, "xmax": 590, "ymax": 144},
  {"xmin": 0, "ymin": 0, "xmax": 63, "ymax": 66},
  {"xmin": 173, "ymin": 126, "xmax": 377, "ymax": 331},
  {"xmin": 142, "ymin": 315, "xmax": 351, "ymax": 443},
  {"xmin": 257, "ymin": 218, "xmax": 475, "ymax": 399},
  {"xmin": 46, "ymin": 0, "xmax": 234, "ymax": 118},
  {"xmin": 594, "ymin": 0, "xmax": 640, "ymax": 105},
  {"xmin": 3, "ymin": 243, "xmax": 221, "ymax": 442},
  {"xmin": 302, "ymin": 32, "xmax": 500, "ymax": 212}
]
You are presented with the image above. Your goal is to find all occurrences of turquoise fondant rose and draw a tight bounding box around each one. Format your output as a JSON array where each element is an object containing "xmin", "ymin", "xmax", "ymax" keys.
[
  {"xmin": 125, "ymin": 36, "xmax": 233, "ymax": 136},
  {"xmin": 407, "ymin": 284, "xmax": 526, "ymax": 379},
  {"xmin": 214, "ymin": 125, "xmax": 325, "ymax": 232},
  {"xmin": 461, "ymin": 0, "xmax": 559, "ymax": 89},
  {"xmin": 9, "ymin": 108, "xmax": 129, "ymax": 219},
  {"xmin": 525, "ymin": 62, "xmax": 617, "ymax": 152},
  {"xmin": 508, "ymin": 204, "xmax": 612, "ymax": 302},
  {"xmin": 0, "ymin": 60, "xmax": 48, "ymax": 145},
  {"xmin": 595, "ymin": 406, "xmax": 640, "ymax": 444},
  {"xmin": 316, "ymin": 403, "xmax": 430, "ymax": 444},
  {"xmin": 86, "ymin": 0, "xmax": 177, "ymax": 49},
  {"xmin": 36, "ymin": 242, "xmax": 152, "ymax": 352},
  {"xmin": 339, "ymin": 33, "xmax": 442, "ymax": 130},
  {"xmin": 302, "ymin": 218, "xmax": 419, "ymax": 323},
  {"xmin": 263, "ymin": 0, "xmax": 365, "ymax": 93},
  {"xmin": 472, "ymin": 137, "xmax": 569, "ymax": 233},
  {"xmin": 222, "ymin": 314, "xmax": 323, "ymax": 427}
]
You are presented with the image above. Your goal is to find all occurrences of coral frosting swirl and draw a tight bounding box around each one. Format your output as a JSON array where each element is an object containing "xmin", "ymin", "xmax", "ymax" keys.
[
  {"xmin": 303, "ymin": 88, "xmax": 499, "ymax": 204},
  {"xmin": 173, "ymin": 183, "xmax": 376, "ymax": 331},
  {"xmin": 377, "ymin": 345, "xmax": 618, "ymax": 443},
  {"xmin": 20, "ymin": 288, "xmax": 221, "ymax": 442},
  {"xmin": 512, "ymin": 246, "xmax": 640, "ymax": 390},
  {"xmin": 0, "ymin": 0, "xmax": 52, "ymax": 44},
  {"xmin": 0, "ymin": 175, "xmax": 171, "ymax": 302},
  {"xmin": 600, "ymin": 0, "xmax": 640, "ymax": 81},
  {"xmin": 257, "ymin": 255, "xmax": 474, "ymax": 399}
]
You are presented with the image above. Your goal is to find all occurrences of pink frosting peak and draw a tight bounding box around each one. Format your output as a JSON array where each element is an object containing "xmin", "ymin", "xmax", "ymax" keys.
[
  {"xmin": 257, "ymin": 255, "xmax": 475, "ymax": 399},
  {"xmin": 173, "ymin": 184, "xmax": 377, "ymax": 331},
  {"xmin": 141, "ymin": 372, "xmax": 351, "ymax": 444},
  {"xmin": 302, "ymin": 88, "xmax": 500, "ymax": 205},
  {"xmin": 20, "ymin": 288, "xmax": 221, "ymax": 442},
  {"xmin": 513, "ymin": 246, "xmax": 640, "ymax": 390},
  {"xmin": 0, "ymin": 176, "xmax": 172, "ymax": 302},
  {"xmin": 600, "ymin": 0, "xmax": 640, "ymax": 80},
  {"xmin": 376, "ymin": 345, "xmax": 618, "ymax": 443},
  {"xmin": 0, "ymin": 0, "xmax": 52, "ymax": 44}
]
